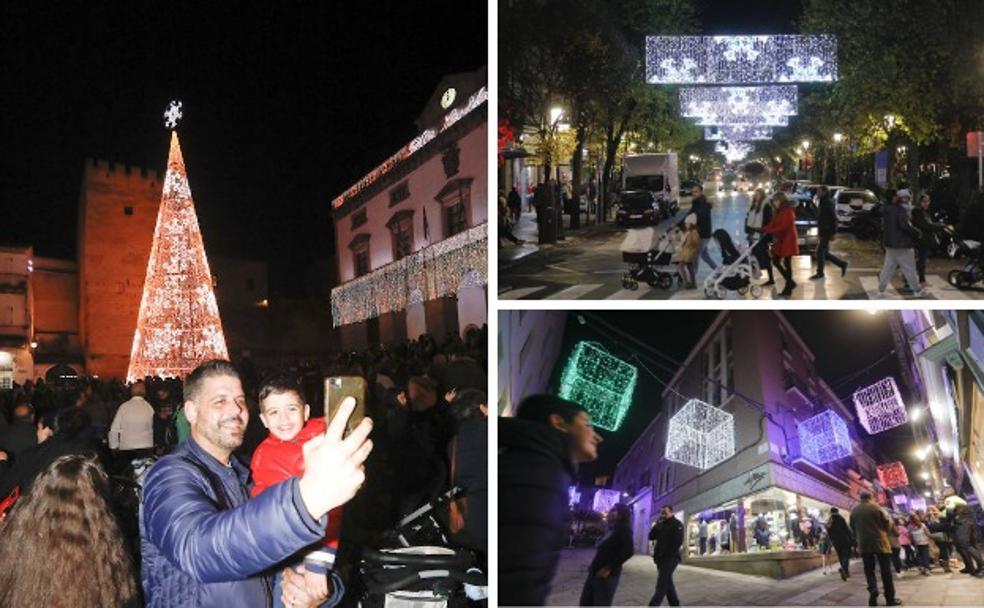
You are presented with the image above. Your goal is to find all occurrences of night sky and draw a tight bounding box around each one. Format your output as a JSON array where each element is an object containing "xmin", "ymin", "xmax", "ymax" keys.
[
  {"xmin": 554, "ymin": 311, "xmax": 914, "ymax": 485},
  {"xmin": 0, "ymin": 2, "xmax": 485, "ymax": 296}
]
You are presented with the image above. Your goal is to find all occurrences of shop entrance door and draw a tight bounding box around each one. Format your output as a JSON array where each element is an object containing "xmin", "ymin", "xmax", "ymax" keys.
[{"xmin": 631, "ymin": 487, "xmax": 652, "ymax": 555}]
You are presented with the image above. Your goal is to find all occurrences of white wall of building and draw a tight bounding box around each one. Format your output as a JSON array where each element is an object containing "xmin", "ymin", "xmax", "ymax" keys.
[{"xmin": 497, "ymin": 310, "xmax": 567, "ymax": 416}]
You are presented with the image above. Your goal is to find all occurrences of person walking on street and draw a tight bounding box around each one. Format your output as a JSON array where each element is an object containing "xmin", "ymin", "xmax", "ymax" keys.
[
  {"xmin": 850, "ymin": 490, "xmax": 900, "ymax": 606},
  {"xmin": 762, "ymin": 192, "xmax": 799, "ymax": 297},
  {"xmin": 826, "ymin": 507, "xmax": 855, "ymax": 580},
  {"xmin": 744, "ymin": 188, "xmax": 775, "ymax": 286},
  {"xmin": 684, "ymin": 185, "xmax": 717, "ymax": 276},
  {"xmin": 897, "ymin": 518, "xmax": 915, "ymax": 569},
  {"xmin": 507, "ymin": 186, "xmax": 523, "ymax": 224},
  {"xmin": 888, "ymin": 520, "xmax": 904, "ymax": 574},
  {"xmin": 943, "ymin": 490, "xmax": 984, "ymax": 576},
  {"xmin": 907, "ymin": 514, "xmax": 932, "ymax": 575},
  {"xmin": 811, "ymin": 186, "xmax": 849, "ymax": 280},
  {"xmin": 579, "ymin": 504, "xmax": 634, "ymax": 606},
  {"xmin": 677, "ymin": 215, "xmax": 700, "ymax": 289},
  {"xmin": 911, "ymin": 192, "xmax": 948, "ymax": 284},
  {"xmin": 648, "ymin": 505, "xmax": 684, "ymax": 607},
  {"xmin": 876, "ymin": 189, "xmax": 927, "ymax": 298},
  {"xmin": 925, "ymin": 505, "xmax": 953, "ymax": 572}
]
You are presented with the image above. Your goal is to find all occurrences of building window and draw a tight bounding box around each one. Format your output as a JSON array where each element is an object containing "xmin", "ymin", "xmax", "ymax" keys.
[
  {"xmin": 434, "ymin": 177, "xmax": 473, "ymax": 239},
  {"xmin": 702, "ymin": 324, "xmax": 733, "ymax": 405},
  {"xmin": 351, "ymin": 208, "xmax": 367, "ymax": 229},
  {"xmin": 389, "ymin": 181, "xmax": 410, "ymax": 206},
  {"xmin": 387, "ymin": 210, "xmax": 415, "ymax": 261},
  {"xmin": 348, "ymin": 234, "xmax": 371, "ymax": 278},
  {"xmin": 124, "ymin": 205, "xmax": 134, "ymax": 216},
  {"xmin": 0, "ymin": 352, "xmax": 12, "ymax": 390}
]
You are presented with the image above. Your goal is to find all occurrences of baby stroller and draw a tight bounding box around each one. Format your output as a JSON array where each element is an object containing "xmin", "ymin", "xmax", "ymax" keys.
[
  {"xmin": 947, "ymin": 236, "xmax": 983, "ymax": 290},
  {"xmin": 360, "ymin": 487, "xmax": 486, "ymax": 608},
  {"xmin": 703, "ymin": 229, "xmax": 763, "ymax": 299},
  {"xmin": 620, "ymin": 226, "xmax": 681, "ymax": 290}
]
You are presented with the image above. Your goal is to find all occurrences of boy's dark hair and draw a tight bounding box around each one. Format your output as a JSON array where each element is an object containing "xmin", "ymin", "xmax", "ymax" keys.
[
  {"xmin": 515, "ymin": 394, "xmax": 586, "ymax": 425},
  {"xmin": 257, "ymin": 374, "xmax": 305, "ymax": 410},
  {"xmin": 184, "ymin": 360, "xmax": 240, "ymax": 403}
]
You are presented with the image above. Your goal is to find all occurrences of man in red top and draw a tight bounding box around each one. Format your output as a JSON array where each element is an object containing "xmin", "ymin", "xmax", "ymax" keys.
[{"xmin": 251, "ymin": 375, "xmax": 344, "ymax": 607}]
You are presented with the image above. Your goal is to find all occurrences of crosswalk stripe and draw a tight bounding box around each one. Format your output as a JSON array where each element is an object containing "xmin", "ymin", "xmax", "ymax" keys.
[
  {"xmin": 859, "ymin": 275, "xmax": 905, "ymax": 299},
  {"xmin": 925, "ymin": 275, "xmax": 969, "ymax": 300},
  {"xmin": 546, "ymin": 284, "xmax": 605, "ymax": 300},
  {"xmin": 498, "ymin": 286, "xmax": 547, "ymax": 300},
  {"xmin": 606, "ymin": 287, "xmax": 651, "ymax": 300}
]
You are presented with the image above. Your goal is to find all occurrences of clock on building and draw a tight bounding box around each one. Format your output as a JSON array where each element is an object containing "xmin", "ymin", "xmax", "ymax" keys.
[{"xmin": 440, "ymin": 87, "xmax": 457, "ymax": 109}]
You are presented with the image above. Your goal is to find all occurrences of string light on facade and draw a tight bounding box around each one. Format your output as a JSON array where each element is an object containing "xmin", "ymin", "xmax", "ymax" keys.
[
  {"xmin": 558, "ymin": 341, "xmax": 638, "ymax": 432},
  {"xmin": 876, "ymin": 461, "xmax": 910, "ymax": 489},
  {"xmin": 592, "ymin": 489, "xmax": 621, "ymax": 514},
  {"xmin": 853, "ymin": 377, "xmax": 909, "ymax": 434},
  {"xmin": 127, "ymin": 128, "xmax": 229, "ymax": 382},
  {"xmin": 705, "ymin": 126, "xmax": 773, "ymax": 141},
  {"xmin": 797, "ymin": 409, "xmax": 852, "ymax": 464},
  {"xmin": 330, "ymin": 223, "xmax": 487, "ymax": 326},
  {"xmin": 646, "ymin": 35, "xmax": 839, "ymax": 84},
  {"xmin": 681, "ymin": 86, "xmax": 798, "ymax": 126},
  {"xmin": 665, "ymin": 398, "xmax": 735, "ymax": 470}
]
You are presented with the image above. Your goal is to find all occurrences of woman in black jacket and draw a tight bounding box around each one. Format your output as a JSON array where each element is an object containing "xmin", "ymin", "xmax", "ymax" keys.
[
  {"xmin": 911, "ymin": 192, "xmax": 948, "ymax": 283},
  {"xmin": 580, "ymin": 504, "xmax": 634, "ymax": 606}
]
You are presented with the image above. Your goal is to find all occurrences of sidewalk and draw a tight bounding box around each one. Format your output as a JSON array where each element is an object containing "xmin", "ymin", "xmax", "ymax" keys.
[
  {"xmin": 498, "ymin": 209, "xmax": 622, "ymax": 267},
  {"xmin": 547, "ymin": 549, "xmax": 984, "ymax": 606}
]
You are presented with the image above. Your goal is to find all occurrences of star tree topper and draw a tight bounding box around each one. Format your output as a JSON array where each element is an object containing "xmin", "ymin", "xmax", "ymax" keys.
[{"xmin": 164, "ymin": 100, "xmax": 183, "ymax": 130}]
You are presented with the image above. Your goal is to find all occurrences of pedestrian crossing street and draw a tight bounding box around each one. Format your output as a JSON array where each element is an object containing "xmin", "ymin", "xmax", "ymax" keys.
[{"xmin": 498, "ymin": 273, "xmax": 971, "ymax": 300}]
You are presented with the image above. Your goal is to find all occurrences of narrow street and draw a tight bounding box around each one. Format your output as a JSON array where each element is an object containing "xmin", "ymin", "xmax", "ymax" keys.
[{"xmin": 498, "ymin": 194, "xmax": 979, "ymax": 301}]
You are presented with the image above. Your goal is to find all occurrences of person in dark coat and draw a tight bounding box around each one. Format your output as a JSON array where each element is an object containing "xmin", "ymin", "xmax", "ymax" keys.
[
  {"xmin": 0, "ymin": 401, "xmax": 37, "ymax": 462},
  {"xmin": 877, "ymin": 189, "xmax": 925, "ymax": 297},
  {"xmin": 648, "ymin": 504, "xmax": 684, "ymax": 606},
  {"xmin": 499, "ymin": 394, "xmax": 601, "ymax": 606},
  {"xmin": 826, "ymin": 507, "xmax": 855, "ymax": 580},
  {"xmin": 681, "ymin": 184, "xmax": 717, "ymax": 275},
  {"xmin": 911, "ymin": 192, "xmax": 948, "ymax": 283},
  {"xmin": 448, "ymin": 389, "xmax": 488, "ymax": 564},
  {"xmin": 811, "ymin": 186, "xmax": 849, "ymax": 280},
  {"xmin": 580, "ymin": 503, "xmax": 634, "ymax": 606},
  {"xmin": 850, "ymin": 491, "xmax": 899, "ymax": 606},
  {"xmin": 507, "ymin": 186, "xmax": 523, "ymax": 223}
]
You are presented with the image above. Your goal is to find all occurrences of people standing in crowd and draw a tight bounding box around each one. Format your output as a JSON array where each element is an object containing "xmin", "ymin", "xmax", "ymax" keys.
[
  {"xmin": 499, "ymin": 193, "xmax": 523, "ymax": 246},
  {"xmin": 152, "ymin": 402, "xmax": 177, "ymax": 456},
  {"xmin": 826, "ymin": 506, "xmax": 855, "ymax": 580},
  {"xmin": 876, "ymin": 189, "xmax": 927, "ymax": 298},
  {"xmin": 140, "ymin": 359, "xmax": 373, "ymax": 608},
  {"xmin": 685, "ymin": 184, "xmax": 717, "ymax": 276},
  {"xmin": 648, "ymin": 505, "xmax": 684, "ymax": 607},
  {"xmin": 0, "ymin": 454, "xmax": 140, "ymax": 608},
  {"xmin": 897, "ymin": 517, "xmax": 914, "ymax": 569},
  {"xmin": 745, "ymin": 188, "xmax": 775, "ymax": 286},
  {"xmin": 811, "ymin": 185, "xmax": 849, "ymax": 280},
  {"xmin": 925, "ymin": 505, "xmax": 953, "ymax": 573},
  {"xmin": 943, "ymin": 489, "xmax": 984, "ymax": 576},
  {"xmin": 907, "ymin": 514, "xmax": 932, "ymax": 576},
  {"xmin": 850, "ymin": 490, "xmax": 899, "ymax": 607},
  {"xmin": 579, "ymin": 503, "xmax": 633, "ymax": 606},
  {"xmin": 109, "ymin": 381, "xmax": 155, "ymax": 469},
  {"xmin": 761, "ymin": 192, "xmax": 799, "ymax": 297},
  {"xmin": 447, "ymin": 388, "xmax": 488, "ymax": 566},
  {"xmin": 911, "ymin": 191, "xmax": 948, "ymax": 284},
  {"xmin": 499, "ymin": 394, "xmax": 601, "ymax": 606},
  {"xmin": 0, "ymin": 398, "xmax": 37, "ymax": 462}
]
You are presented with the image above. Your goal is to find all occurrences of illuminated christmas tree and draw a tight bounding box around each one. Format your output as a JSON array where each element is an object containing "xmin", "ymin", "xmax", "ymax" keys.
[{"xmin": 126, "ymin": 102, "xmax": 228, "ymax": 382}]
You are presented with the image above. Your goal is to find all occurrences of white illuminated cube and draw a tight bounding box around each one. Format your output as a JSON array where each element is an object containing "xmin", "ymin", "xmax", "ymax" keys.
[
  {"xmin": 853, "ymin": 377, "xmax": 908, "ymax": 434},
  {"xmin": 665, "ymin": 399, "xmax": 735, "ymax": 470}
]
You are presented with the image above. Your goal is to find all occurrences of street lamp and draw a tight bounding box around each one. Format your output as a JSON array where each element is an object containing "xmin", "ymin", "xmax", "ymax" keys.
[
  {"xmin": 550, "ymin": 106, "xmax": 564, "ymax": 125},
  {"xmin": 802, "ymin": 140, "xmax": 811, "ymax": 151},
  {"xmin": 910, "ymin": 406, "xmax": 923, "ymax": 422},
  {"xmin": 885, "ymin": 114, "xmax": 896, "ymax": 130},
  {"xmin": 833, "ymin": 133, "xmax": 844, "ymax": 143}
]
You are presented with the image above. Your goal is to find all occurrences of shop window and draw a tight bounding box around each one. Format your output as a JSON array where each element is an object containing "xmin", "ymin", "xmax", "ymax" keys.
[
  {"xmin": 387, "ymin": 210, "xmax": 415, "ymax": 261},
  {"xmin": 0, "ymin": 351, "xmax": 12, "ymax": 389},
  {"xmin": 434, "ymin": 177, "xmax": 473, "ymax": 238}
]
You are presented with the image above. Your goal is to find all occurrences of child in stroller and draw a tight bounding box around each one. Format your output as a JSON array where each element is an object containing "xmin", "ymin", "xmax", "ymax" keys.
[
  {"xmin": 703, "ymin": 229, "xmax": 763, "ymax": 299},
  {"xmin": 620, "ymin": 225, "xmax": 683, "ymax": 291}
]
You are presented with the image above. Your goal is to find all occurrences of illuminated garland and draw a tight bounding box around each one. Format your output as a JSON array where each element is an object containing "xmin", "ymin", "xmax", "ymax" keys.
[
  {"xmin": 694, "ymin": 113, "xmax": 789, "ymax": 127},
  {"xmin": 665, "ymin": 398, "xmax": 735, "ymax": 470},
  {"xmin": 558, "ymin": 341, "xmax": 637, "ymax": 431},
  {"xmin": 592, "ymin": 488, "xmax": 621, "ymax": 514},
  {"xmin": 797, "ymin": 410, "xmax": 852, "ymax": 464},
  {"xmin": 705, "ymin": 126, "xmax": 773, "ymax": 141},
  {"xmin": 332, "ymin": 86, "xmax": 488, "ymax": 209},
  {"xmin": 853, "ymin": 377, "xmax": 908, "ymax": 434},
  {"xmin": 127, "ymin": 130, "xmax": 229, "ymax": 382},
  {"xmin": 330, "ymin": 223, "xmax": 487, "ymax": 326},
  {"xmin": 681, "ymin": 86, "xmax": 797, "ymax": 125},
  {"xmin": 876, "ymin": 461, "xmax": 909, "ymax": 489},
  {"xmin": 646, "ymin": 35, "xmax": 838, "ymax": 84},
  {"xmin": 715, "ymin": 141, "xmax": 754, "ymax": 162}
]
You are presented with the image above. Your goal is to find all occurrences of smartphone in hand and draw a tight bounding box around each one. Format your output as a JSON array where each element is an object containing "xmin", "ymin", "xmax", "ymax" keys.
[{"xmin": 324, "ymin": 376, "xmax": 367, "ymax": 437}]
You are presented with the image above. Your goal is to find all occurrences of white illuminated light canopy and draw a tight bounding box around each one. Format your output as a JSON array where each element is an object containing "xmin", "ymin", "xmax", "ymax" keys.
[
  {"xmin": 853, "ymin": 377, "xmax": 909, "ymax": 434},
  {"xmin": 646, "ymin": 35, "xmax": 839, "ymax": 84},
  {"xmin": 682, "ymin": 86, "xmax": 797, "ymax": 126},
  {"xmin": 705, "ymin": 126, "xmax": 773, "ymax": 141},
  {"xmin": 715, "ymin": 141, "xmax": 754, "ymax": 162},
  {"xmin": 665, "ymin": 398, "xmax": 735, "ymax": 470}
]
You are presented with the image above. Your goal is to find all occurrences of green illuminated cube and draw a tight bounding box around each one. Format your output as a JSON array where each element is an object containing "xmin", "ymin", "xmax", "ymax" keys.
[{"xmin": 558, "ymin": 341, "xmax": 637, "ymax": 431}]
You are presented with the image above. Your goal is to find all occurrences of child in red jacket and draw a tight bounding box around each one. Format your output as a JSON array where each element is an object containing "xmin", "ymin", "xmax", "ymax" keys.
[{"xmin": 251, "ymin": 375, "xmax": 344, "ymax": 607}]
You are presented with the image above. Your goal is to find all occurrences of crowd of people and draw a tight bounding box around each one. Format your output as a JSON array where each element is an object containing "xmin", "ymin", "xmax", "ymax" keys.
[{"xmin": 0, "ymin": 327, "xmax": 488, "ymax": 607}]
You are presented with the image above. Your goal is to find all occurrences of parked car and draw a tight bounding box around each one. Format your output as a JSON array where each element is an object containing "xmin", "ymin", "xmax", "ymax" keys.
[
  {"xmin": 794, "ymin": 201, "xmax": 820, "ymax": 252},
  {"xmin": 833, "ymin": 188, "xmax": 878, "ymax": 227},
  {"xmin": 616, "ymin": 190, "xmax": 672, "ymax": 226}
]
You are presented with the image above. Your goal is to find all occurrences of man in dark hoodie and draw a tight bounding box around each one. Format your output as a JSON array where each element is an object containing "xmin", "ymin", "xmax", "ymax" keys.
[
  {"xmin": 499, "ymin": 394, "xmax": 601, "ymax": 606},
  {"xmin": 580, "ymin": 503, "xmax": 634, "ymax": 606},
  {"xmin": 681, "ymin": 184, "xmax": 716, "ymax": 275}
]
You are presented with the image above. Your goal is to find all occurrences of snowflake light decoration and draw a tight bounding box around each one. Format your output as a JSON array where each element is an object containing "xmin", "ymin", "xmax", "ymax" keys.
[
  {"xmin": 558, "ymin": 341, "xmax": 637, "ymax": 431},
  {"xmin": 705, "ymin": 126, "xmax": 773, "ymax": 141},
  {"xmin": 127, "ymin": 131, "xmax": 229, "ymax": 382},
  {"xmin": 665, "ymin": 399, "xmax": 735, "ymax": 470},
  {"xmin": 646, "ymin": 35, "xmax": 838, "ymax": 84},
  {"xmin": 853, "ymin": 377, "xmax": 908, "ymax": 434},
  {"xmin": 797, "ymin": 410, "xmax": 852, "ymax": 464},
  {"xmin": 592, "ymin": 489, "xmax": 621, "ymax": 514},
  {"xmin": 163, "ymin": 100, "xmax": 183, "ymax": 130},
  {"xmin": 693, "ymin": 113, "xmax": 789, "ymax": 127},
  {"xmin": 876, "ymin": 461, "xmax": 909, "ymax": 489},
  {"xmin": 681, "ymin": 86, "xmax": 798, "ymax": 124},
  {"xmin": 714, "ymin": 141, "xmax": 754, "ymax": 162}
]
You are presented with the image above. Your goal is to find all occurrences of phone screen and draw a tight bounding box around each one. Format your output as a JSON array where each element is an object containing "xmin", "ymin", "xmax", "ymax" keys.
[{"xmin": 324, "ymin": 376, "xmax": 367, "ymax": 437}]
